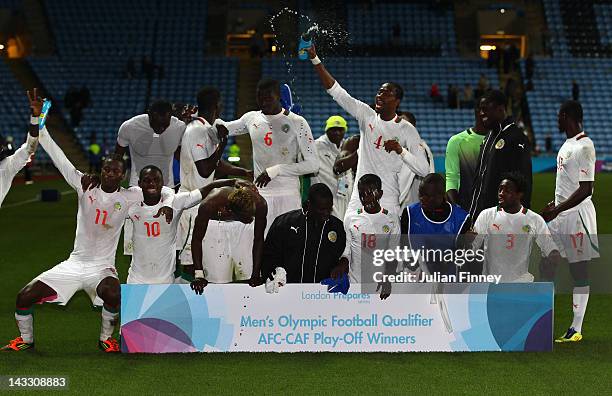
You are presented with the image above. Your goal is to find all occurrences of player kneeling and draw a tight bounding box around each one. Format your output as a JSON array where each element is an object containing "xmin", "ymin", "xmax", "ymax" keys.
[
  {"xmin": 2, "ymin": 92, "xmax": 174, "ymax": 353},
  {"xmin": 190, "ymin": 183, "xmax": 268, "ymax": 293}
]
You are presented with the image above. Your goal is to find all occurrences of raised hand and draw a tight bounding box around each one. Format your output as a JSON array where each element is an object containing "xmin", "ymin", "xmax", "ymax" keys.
[
  {"xmin": 307, "ymin": 44, "xmax": 317, "ymax": 60},
  {"xmin": 27, "ymin": 88, "xmax": 44, "ymax": 117}
]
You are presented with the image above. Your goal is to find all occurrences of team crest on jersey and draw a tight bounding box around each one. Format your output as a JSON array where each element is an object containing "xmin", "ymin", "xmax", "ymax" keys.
[
  {"xmin": 522, "ymin": 225, "xmax": 531, "ymax": 233},
  {"xmin": 114, "ymin": 202, "xmax": 122, "ymax": 211},
  {"xmin": 495, "ymin": 139, "xmax": 505, "ymax": 149},
  {"xmin": 282, "ymin": 124, "xmax": 290, "ymax": 133},
  {"xmin": 382, "ymin": 225, "xmax": 390, "ymax": 233},
  {"xmin": 328, "ymin": 231, "xmax": 337, "ymax": 243}
]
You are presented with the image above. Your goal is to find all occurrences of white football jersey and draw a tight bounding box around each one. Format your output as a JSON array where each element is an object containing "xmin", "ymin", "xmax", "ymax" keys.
[
  {"xmin": 127, "ymin": 190, "xmax": 202, "ymax": 284},
  {"xmin": 223, "ymin": 110, "xmax": 318, "ymax": 194},
  {"xmin": 117, "ymin": 114, "xmax": 186, "ymax": 187},
  {"xmin": 39, "ymin": 127, "xmax": 155, "ymax": 269},
  {"xmin": 473, "ymin": 206, "xmax": 558, "ymax": 282},
  {"xmin": 555, "ymin": 132, "xmax": 596, "ymax": 210},
  {"xmin": 311, "ymin": 134, "xmax": 353, "ymax": 219},
  {"xmin": 0, "ymin": 133, "xmax": 38, "ymax": 207},
  {"xmin": 342, "ymin": 207, "xmax": 400, "ymax": 283},
  {"xmin": 326, "ymin": 82, "xmax": 429, "ymax": 214},
  {"xmin": 179, "ymin": 117, "xmax": 218, "ymax": 192}
]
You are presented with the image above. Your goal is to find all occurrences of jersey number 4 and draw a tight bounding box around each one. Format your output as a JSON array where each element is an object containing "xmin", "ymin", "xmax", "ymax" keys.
[
  {"xmin": 374, "ymin": 136, "xmax": 383, "ymax": 149},
  {"xmin": 144, "ymin": 221, "xmax": 161, "ymax": 237}
]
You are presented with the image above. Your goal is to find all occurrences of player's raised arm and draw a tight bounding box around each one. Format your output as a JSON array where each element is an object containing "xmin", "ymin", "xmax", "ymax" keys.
[
  {"xmin": 38, "ymin": 127, "xmax": 83, "ymax": 191},
  {"xmin": 307, "ymin": 45, "xmax": 374, "ymax": 121},
  {"xmin": 265, "ymin": 118, "xmax": 319, "ymax": 180},
  {"xmin": 190, "ymin": 205, "xmax": 210, "ymax": 294},
  {"xmin": 2, "ymin": 91, "xmax": 40, "ymax": 175}
]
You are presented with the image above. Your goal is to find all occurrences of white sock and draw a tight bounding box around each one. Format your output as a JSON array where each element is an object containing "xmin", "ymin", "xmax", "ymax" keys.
[
  {"xmin": 100, "ymin": 307, "xmax": 119, "ymax": 341},
  {"xmin": 571, "ymin": 286, "xmax": 590, "ymax": 333},
  {"xmin": 15, "ymin": 312, "xmax": 34, "ymax": 344}
]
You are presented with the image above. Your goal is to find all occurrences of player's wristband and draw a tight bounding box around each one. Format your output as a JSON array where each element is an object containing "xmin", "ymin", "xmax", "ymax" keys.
[
  {"xmin": 30, "ymin": 116, "xmax": 39, "ymax": 125},
  {"xmin": 310, "ymin": 56, "xmax": 321, "ymax": 65},
  {"xmin": 194, "ymin": 270, "xmax": 204, "ymax": 279}
]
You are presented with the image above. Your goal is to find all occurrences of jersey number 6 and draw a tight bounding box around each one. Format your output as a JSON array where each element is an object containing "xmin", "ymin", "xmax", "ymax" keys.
[{"xmin": 264, "ymin": 131, "xmax": 273, "ymax": 146}]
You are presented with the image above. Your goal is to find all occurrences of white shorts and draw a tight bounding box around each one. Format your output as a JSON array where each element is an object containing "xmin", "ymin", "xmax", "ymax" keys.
[
  {"xmin": 547, "ymin": 200, "xmax": 599, "ymax": 263},
  {"xmin": 260, "ymin": 190, "xmax": 302, "ymax": 235},
  {"xmin": 201, "ymin": 221, "xmax": 253, "ymax": 283},
  {"xmin": 126, "ymin": 271, "xmax": 175, "ymax": 285},
  {"xmin": 33, "ymin": 260, "xmax": 119, "ymax": 306},
  {"xmin": 333, "ymin": 193, "xmax": 350, "ymax": 221},
  {"xmin": 123, "ymin": 219, "xmax": 134, "ymax": 256},
  {"xmin": 177, "ymin": 204, "xmax": 198, "ymax": 265}
]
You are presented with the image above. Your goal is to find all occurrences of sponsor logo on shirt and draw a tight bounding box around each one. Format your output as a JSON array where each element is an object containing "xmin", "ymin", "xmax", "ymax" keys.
[
  {"xmin": 88, "ymin": 196, "xmax": 96, "ymax": 204},
  {"xmin": 195, "ymin": 143, "xmax": 205, "ymax": 149},
  {"xmin": 133, "ymin": 215, "xmax": 140, "ymax": 221},
  {"xmin": 492, "ymin": 223, "xmax": 501, "ymax": 231},
  {"xmin": 368, "ymin": 124, "xmax": 374, "ymax": 133},
  {"xmin": 290, "ymin": 226, "xmax": 300, "ymax": 233}
]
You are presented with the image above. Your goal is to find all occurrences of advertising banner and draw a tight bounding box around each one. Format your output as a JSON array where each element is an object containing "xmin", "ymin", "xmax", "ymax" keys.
[{"xmin": 120, "ymin": 283, "xmax": 553, "ymax": 353}]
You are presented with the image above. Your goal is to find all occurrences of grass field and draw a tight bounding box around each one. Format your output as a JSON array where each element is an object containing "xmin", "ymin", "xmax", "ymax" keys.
[{"xmin": 1, "ymin": 174, "xmax": 611, "ymax": 394}]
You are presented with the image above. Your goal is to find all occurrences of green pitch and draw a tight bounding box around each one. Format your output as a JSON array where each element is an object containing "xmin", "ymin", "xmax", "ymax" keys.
[{"xmin": 0, "ymin": 174, "xmax": 611, "ymax": 394}]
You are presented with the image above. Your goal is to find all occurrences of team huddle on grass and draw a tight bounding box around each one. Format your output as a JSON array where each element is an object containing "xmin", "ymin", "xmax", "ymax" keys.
[{"xmin": 0, "ymin": 46, "xmax": 598, "ymax": 352}]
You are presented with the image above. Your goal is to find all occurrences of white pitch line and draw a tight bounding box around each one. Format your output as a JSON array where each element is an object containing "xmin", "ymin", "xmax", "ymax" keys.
[{"xmin": 0, "ymin": 189, "xmax": 75, "ymax": 210}]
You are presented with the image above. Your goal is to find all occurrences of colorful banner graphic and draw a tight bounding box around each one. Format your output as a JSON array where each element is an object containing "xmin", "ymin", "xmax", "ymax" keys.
[{"xmin": 120, "ymin": 283, "xmax": 553, "ymax": 353}]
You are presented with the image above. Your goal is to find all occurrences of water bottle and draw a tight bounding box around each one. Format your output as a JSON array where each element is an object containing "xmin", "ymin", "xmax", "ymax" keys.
[{"xmin": 298, "ymin": 32, "xmax": 312, "ymax": 60}]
